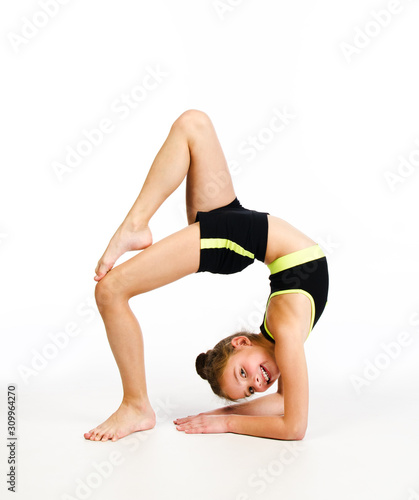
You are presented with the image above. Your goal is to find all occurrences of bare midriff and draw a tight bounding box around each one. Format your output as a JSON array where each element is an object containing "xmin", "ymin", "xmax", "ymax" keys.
[{"xmin": 264, "ymin": 215, "xmax": 316, "ymax": 266}]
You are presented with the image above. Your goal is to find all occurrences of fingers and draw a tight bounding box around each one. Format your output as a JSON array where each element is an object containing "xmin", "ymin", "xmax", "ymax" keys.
[
  {"xmin": 173, "ymin": 415, "xmax": 196, "ymax": 425},
  {"xmin": 174, "ymin": 415, "xmax": 227, "ymax": 434},
  {"xmin": 175, "ymin": 422, "xmax": 196, "ymax": 433},
  {"xmin": 174, "ymin": 415, "xmax": 204, "ymax": 433},
  {"xmin": 175, "ymin": 421, "xmax": 204, "ymax": 434}
]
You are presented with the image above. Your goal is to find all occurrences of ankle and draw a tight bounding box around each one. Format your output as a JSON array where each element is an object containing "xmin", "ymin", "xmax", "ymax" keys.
[
  {"xmin": 121, "ymin": 397, "xmax": 152, "ymax": 412},
  {"xmin": 123, "ymin": 213, "xmax": 150, "ymax": 232}
]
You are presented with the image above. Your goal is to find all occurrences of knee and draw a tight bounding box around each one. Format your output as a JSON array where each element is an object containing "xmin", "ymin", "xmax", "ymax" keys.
[
  {"xmin": 172, "ymin": 109, "xmax": 212, "ymax": 135},
  {"xmin": 95, "ymin": 273, "xmax": 127, "ymax": 312}
]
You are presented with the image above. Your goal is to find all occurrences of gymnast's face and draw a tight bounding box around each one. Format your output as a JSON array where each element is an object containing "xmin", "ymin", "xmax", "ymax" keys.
[{"xmin": 220, "ymin": 336, "xmax": 280, "ymax": 400}]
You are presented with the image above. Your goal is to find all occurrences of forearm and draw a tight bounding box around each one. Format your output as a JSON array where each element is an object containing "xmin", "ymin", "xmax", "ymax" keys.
[
  {"xmin": 174, "ymin": 393, "xmax": 304, "ymax": 438},
  {"xmin": 203, "ymin": 392, "xmax": 284, "ymax": 417},
  {"xmin": 227, "ymin": 414, "xmax": 305, "ymax": 441}
]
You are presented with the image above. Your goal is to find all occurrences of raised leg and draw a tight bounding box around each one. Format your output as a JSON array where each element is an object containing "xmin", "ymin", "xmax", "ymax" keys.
[
  {"xmin": 94, "ymin": 109, "xmax": 236, "ymax": 281},
  {"xmin": 84, "ymin": 223, "xmax": 201, "ymax": 442}
]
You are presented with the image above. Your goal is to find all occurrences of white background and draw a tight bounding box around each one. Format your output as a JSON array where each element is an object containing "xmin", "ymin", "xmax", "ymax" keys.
[{"xmin": 1, "ymin": 1, "xmax": 419, "ymax": 499}]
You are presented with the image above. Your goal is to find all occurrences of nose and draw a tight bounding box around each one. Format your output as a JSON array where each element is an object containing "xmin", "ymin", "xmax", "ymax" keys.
[{"xmin": 254, "ymin": 372, "xmax": 263, "ymax": 391}]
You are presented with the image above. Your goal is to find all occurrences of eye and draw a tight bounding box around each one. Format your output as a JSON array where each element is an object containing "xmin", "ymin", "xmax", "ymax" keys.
[{"xmin": 240, "ymin": 368, "xmax": 254, "ymax": 396}]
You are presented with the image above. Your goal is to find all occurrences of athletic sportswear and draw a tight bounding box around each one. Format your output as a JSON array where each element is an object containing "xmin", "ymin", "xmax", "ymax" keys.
[
  {"xmin": 194, "ymin": 198, "xmax": 268, "ymax": 274},
  {"xmin": 194, "ymin": 198, "xmax": 328, "ymax": 341}
]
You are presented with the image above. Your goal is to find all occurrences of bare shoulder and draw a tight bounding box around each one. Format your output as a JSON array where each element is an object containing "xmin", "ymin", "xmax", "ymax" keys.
[
  {"xmin": 265, "ymin": 293, "xmax": 311, "ymax": 344},
  {"xmin": 265, "ymin": 215, "xmax": 316, "ymax": 264}
]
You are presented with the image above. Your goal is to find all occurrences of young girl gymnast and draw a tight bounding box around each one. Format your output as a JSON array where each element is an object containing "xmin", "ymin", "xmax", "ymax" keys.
[{"xmin": 83, "ymin": 109, "xmax": 329, "ymax": 442}]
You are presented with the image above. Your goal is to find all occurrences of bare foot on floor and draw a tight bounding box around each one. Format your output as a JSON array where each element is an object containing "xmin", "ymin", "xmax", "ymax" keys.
[
  {"xmin": 84, "ymin": 402, "xmax": 156, "ymax": 442},
  {"xmin": 94, "ymin": 222, "xmax": 153, "ymax": 281}
]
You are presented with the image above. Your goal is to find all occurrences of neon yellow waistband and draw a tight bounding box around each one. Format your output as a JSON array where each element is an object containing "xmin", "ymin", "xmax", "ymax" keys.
[{"xmin": 267, "ymin": 244, "xmax": 325, "ymax": 275}]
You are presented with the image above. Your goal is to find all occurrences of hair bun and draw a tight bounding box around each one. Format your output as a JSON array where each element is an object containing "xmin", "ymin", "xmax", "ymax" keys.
[{"xmin": 195, "ymin": 352, "xmax": 208, "ymax": 380}]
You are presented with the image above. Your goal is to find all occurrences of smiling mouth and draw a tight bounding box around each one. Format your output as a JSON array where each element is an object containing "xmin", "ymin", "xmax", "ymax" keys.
[{"xmin": 260, "ymin": 365, "xmax": 271, "ymax": 384}]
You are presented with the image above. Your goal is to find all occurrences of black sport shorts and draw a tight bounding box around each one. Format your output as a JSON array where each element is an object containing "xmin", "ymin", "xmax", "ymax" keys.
[{"xmin": 194, "ymin": 198, "xmax": 269, "ymax": 275}]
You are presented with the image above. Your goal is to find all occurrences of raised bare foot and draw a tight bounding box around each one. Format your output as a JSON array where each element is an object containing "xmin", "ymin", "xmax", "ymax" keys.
[
  {"xmin": 84, "ymin": 401, "xmax": 156, "ymax": 442},
  {"xmin": 94, "ymin": 221, "xmax": 152, "ymax": 281}
]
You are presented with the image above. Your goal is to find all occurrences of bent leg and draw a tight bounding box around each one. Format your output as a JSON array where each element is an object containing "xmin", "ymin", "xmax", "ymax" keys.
[
  {"xmin": 94, "ymin": 109, "xmax": 235, "ymax": 280},
  {"xmin": 123, "ymin": 109, "xmax": 236, "ymax": 227},
  {"xmin": 84, "ymin": 223, "xmax": 200, "ymax": 442},
  {"xmin": 184, "ymin": 111, "xmax": 236, "ymax": 224}
]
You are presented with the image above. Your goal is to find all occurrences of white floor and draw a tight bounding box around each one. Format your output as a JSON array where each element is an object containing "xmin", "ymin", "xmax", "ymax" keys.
[{"xmin": 3, "ymin": 318, "xmax": 419, "ymax": 500}]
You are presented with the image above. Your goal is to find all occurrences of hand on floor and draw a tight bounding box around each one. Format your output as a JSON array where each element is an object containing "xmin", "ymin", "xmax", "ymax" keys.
[{"xmin": 173, "ymin": 414, "xmax": 230, "ymax": 434}]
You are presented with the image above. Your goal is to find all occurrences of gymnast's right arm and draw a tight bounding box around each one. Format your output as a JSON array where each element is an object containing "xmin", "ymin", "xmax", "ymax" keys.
[{"xmin": 203, "ymin": 378, "xmax": 283, "ymax": 417}]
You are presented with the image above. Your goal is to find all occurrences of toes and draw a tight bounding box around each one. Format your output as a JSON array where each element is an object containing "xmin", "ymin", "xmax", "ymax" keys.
[
  {"xmin": 85, "ymin": 430, "xmax": 96, "ymax": 440},
  {"xmin": 94, "ymin": 263, "xmax": 112, "ymax": 281},
  {"xmin": 94, "ymin": 269, "xmax": 105, "ymax": 281},
  {"xmin": 85, "ymin": 427, "xmax": 114, "ymax": 442}
]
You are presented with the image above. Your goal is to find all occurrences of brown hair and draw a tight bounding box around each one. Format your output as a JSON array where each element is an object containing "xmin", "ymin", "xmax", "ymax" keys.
[{"xmin": 195, "ymin": 331, "xmax": 265, "ymax": 402}]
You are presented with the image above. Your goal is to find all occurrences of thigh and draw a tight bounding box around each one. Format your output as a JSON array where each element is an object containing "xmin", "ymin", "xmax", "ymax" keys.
[
  {"xmin": 183, "ymin": 111, "xmax": 236, "ymax": 224},
  {"xmin": 103, "ymin": 223, "xmax": 201, "ymax": 299}
]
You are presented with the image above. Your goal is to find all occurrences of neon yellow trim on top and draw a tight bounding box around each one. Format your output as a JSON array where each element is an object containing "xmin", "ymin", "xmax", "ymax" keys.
[
  {"xmin": 268, "ymin": 244, "xmax": 325, "ymax": 275},
  {"xmin": 200, "ymin": 238, "xmax": 254, "ymax": 259},
  {"xmin": 263, "ymin": 290, "xmax": 316, "ymax": 342}
]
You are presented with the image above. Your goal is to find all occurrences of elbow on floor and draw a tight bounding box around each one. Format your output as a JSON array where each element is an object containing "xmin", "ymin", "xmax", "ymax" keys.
[
  {"xmin": 290, "ymin": 424, "xmax": 306, "ymax": 441},
  {"xmin": 293, "ymin": 430, "xmax": 306, "ymax": 441}
]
